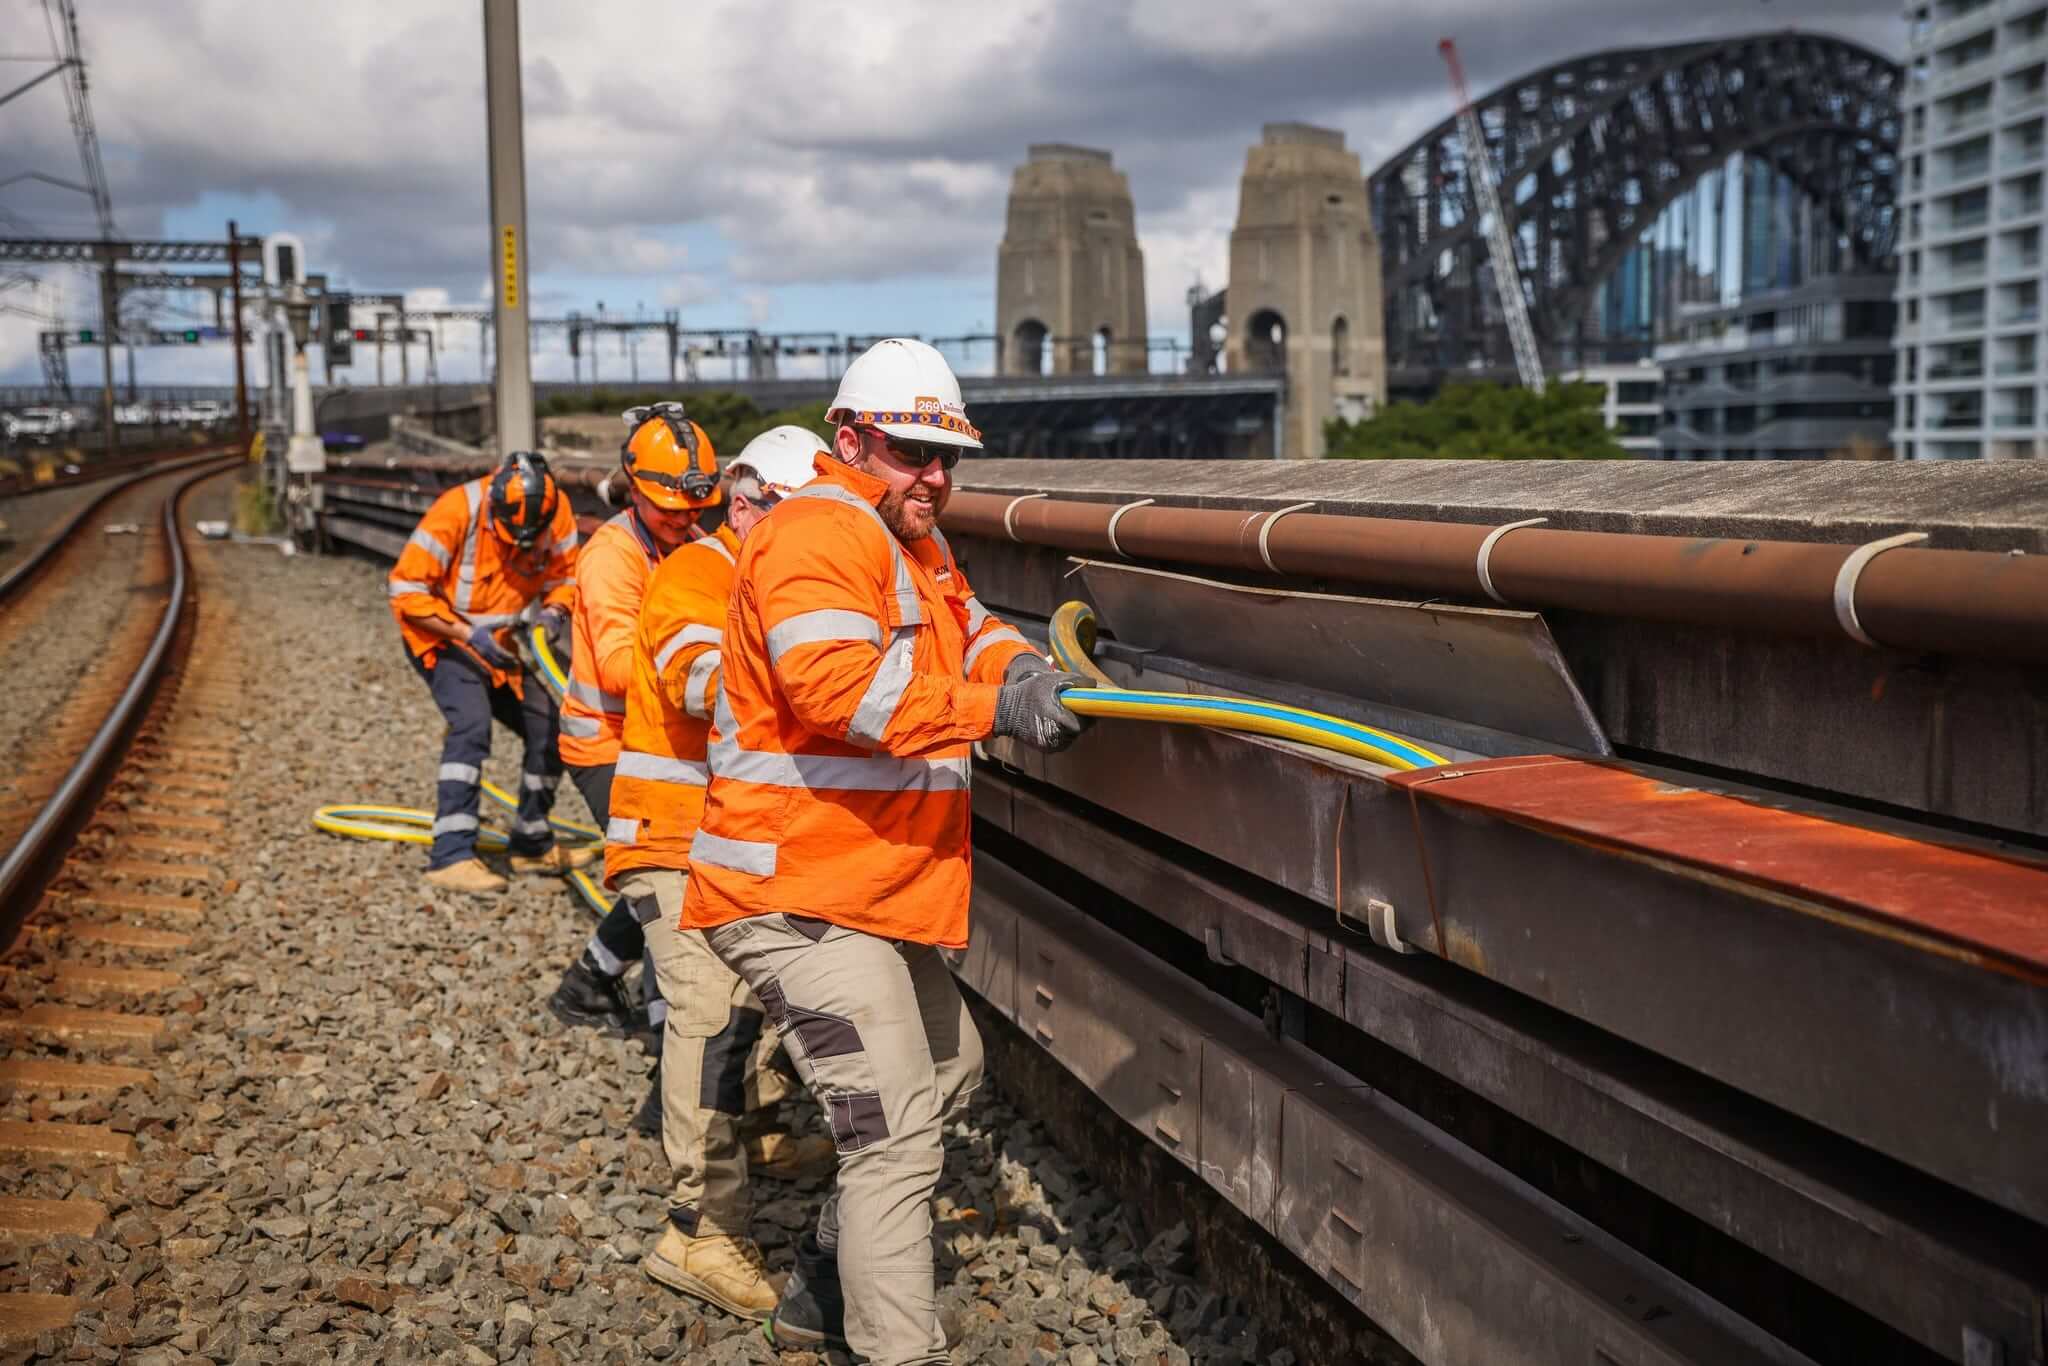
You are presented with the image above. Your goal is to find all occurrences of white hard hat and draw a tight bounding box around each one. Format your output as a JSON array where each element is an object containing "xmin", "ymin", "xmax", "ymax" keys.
[
  {"xmin": 729, "ymin": 425, "xmax": 829, "ymax": 498},
  {"xmin": 825, "ymin": 337, "xmax": 983, "ymax": 450}
]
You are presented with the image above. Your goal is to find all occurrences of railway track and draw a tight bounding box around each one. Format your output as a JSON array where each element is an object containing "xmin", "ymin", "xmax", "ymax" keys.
[{"xmin": 0, "ymin": 456, "xmax": 245, "ymax": 1348}]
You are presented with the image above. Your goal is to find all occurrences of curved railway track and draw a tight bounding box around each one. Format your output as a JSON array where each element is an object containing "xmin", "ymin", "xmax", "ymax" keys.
[
  {"xmin": 0, "ymin": 454, "xmax": 249, "ymax": 1346},
  {"xmin": 0, "ymin": 453, "xmax": 242, "ymax": 941}
]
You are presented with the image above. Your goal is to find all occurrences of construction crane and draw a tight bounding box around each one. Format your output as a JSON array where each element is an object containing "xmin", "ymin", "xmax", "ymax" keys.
[{"xmin": 1439, "ymin": 37, "xmax": 1545, "ymax": 392}]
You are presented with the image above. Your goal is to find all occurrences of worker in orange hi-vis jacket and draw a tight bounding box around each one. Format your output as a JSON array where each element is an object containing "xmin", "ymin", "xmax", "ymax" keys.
[
  {"xmin": 680, "ymin": 339, "xmax": 1092, "ymax": 1363},
  {"xmin": 386, "ymin": 451, "xmax": 590, "ymax": 895},
  {"xmin": 547, "ymin": 404, "xmax": 720, "ymax": 1043},
  {"xmin": 604, "ymin": 426, "xmax": 838, "ymax": 1320}
]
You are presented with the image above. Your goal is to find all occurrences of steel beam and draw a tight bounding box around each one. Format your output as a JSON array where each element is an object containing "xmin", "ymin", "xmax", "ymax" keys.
[
  {"xmin": 974, "ymin": 768, "xmax": 2048, "ymax": 1364},
  {"xmin": 964, "ymin": 854, "xmax": 1819, "ymax": 1366},
  {"xmin": 982, "ymin": 637, "xmax": 2048, "ymax": 1229}
]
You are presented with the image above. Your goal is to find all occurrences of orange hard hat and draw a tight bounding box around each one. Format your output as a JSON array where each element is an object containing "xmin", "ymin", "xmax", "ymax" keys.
[
  {"xmin": 621, "ymin": 403, "xmax": 720, "ymax": 510},
  {"xmin": 488, "ymin": 451, "xmax": 560, "ymax": 549}
]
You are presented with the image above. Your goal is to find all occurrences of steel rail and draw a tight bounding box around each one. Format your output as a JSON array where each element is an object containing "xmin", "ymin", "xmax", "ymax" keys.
[
  {"xmin": 0, "ymin": 456, "xmax": 239, "ymax": 943},
  {"xmin": 0, "ymin": 446, "xmax": 232, "ymax": 600},
  {"xmin": 943, "ymin": 489, "xmax": 2048, "ymax": 662}
]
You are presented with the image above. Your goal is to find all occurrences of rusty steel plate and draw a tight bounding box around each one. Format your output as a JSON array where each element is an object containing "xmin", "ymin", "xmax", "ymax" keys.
[{"xmin": 1390, "ymin": 756, "xmax": 2048, "ymax": 980}]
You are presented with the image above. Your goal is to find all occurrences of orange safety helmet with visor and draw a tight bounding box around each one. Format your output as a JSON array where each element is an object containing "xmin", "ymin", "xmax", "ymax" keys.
[
  {"xmin": 488, "ymin": 451, "xmax": 562, "ymax": 551},
  {"xmin": 620, "ymin": 402, "xmax": 720, "ymax": 511}
]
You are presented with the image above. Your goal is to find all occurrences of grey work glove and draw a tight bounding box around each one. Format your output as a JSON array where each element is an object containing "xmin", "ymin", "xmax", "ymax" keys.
[
  {"xmin": 468, "ymin": 623, "xmax": 517, "ymax": 671},
  {"xmin": 1003, "ymin": 651, "xmax": 1054, "ymax": 685},
  {"xmin": 993, "ymin": 668, "xmax": 1091, "ymax": 753}
]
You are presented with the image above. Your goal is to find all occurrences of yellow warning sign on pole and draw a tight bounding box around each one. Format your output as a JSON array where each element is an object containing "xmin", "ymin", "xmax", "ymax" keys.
[
  {"xmin": 501, "ymin": 226, "xmax": 520, "ymax": 310},
  {"xmin": 248, "ymin": 431, "xmax": 266, "ymax": 463}
]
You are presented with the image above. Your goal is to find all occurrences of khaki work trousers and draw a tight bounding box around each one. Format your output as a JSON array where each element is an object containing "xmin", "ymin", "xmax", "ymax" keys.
[
  {"xmin": 706, "ymin": 913, "xmax": 984, "ymax": 1366},
  {"xmin": 621, "ymin": 871, "xmax": 791, "ymax": 1236}
]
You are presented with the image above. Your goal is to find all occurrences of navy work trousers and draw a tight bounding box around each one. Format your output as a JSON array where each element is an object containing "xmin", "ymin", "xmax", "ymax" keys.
[{"xmin": 409, "ymin": 645, "xmax": 562, "ymax": 869}]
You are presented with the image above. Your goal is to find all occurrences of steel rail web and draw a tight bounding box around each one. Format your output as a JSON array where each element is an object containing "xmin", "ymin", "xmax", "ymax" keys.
[
  {"xmin": 0, "ymin": 454, "xmax": 239, "ymax": 942},
  {"xmin": 0, "ymin": 446, "xmax": 232, "ymax": 600}
]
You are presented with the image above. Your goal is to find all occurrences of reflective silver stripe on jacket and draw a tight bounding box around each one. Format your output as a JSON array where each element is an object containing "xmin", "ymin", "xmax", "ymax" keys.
[
  {"xmin": 607, "ymin": 816, "xmax": 639, "ymax": 845},
  {"xmin": 765, "ymin": 609, "xmax": 882, "ymax": 664},
  {"xmin": 707, "ymin": 687, "xmax": 968, "ymax": 794},
  {"xmin": 566, "ymin": 675, "xmax": 626, "ymax": 714},
  {"xmin": 964, "ymin": 594, "xmax": 991, "ymax": 637},
  {"xmin": 615, "ymin": 749, "xmax": 709, "ymax": 786},
  {"xmin": 963, "ymin": 624, "xmax": 1028, "ymax": 675},
  {"xmin": 388, "ymin": 580, "xmax": 434, "ymax": 597},
  {"xmin": 454, "ymin": 479, "xmax": 484, "ymax": 613},
  {"xmin": 685, "ymin": 650, "xmax": 720, "ymax": 719},
  {"xmin": 560, "ymin": 714, "xmax": 603, "ymax": 738},
  {"xmin": 847, "ymin": 627, "xmax": 916, "ymax": 747},
  {"xmin": 688, "ymin": 828, "xmax": 777, "ymax": 876},
  {"xmin": 654, "ymin": 623, "xmax": 722, "ymax": 675},
  {"xmin": 408, "ymin": 529, "xmax": 452, "ymax": 568}
]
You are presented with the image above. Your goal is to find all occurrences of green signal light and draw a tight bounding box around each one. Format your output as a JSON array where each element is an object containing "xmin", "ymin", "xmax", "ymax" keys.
[
  {"xmin": 182, "ymin": 329, "xmax": 200, "ymax": 343},
  {"xmin": 77, "ymin": 329, "xmax": 95, "ymax": 343}
]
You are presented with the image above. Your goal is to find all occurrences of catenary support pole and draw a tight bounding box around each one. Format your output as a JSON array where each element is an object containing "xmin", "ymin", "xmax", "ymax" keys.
[
  {"xmin": 482, "ymin": 0, "xmax": 534, "ymax": 453},
  {"xmin": 228, "ymin": 220, "xmax": 250, "ymax": 453}
]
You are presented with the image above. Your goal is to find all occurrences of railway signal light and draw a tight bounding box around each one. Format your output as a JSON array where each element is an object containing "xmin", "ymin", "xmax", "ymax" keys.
[{"xmin": 77, "ymin": 328, "xmax": 95, "ymax": 343}]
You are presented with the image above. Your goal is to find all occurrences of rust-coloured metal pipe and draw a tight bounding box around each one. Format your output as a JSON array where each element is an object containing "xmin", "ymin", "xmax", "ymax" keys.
[{"xmin": 943, "ymin": 490, "xmax": 2048, "ymax": 662}]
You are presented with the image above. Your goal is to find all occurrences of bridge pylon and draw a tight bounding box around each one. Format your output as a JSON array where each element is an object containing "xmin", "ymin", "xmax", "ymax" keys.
[
  {"xmin": 996, "ymin": 145, "xmax": 1148, "ymax": 377},
  {"xmin": 1226, "ymin": 123, "xmax": 1386, "ymax": 458}
]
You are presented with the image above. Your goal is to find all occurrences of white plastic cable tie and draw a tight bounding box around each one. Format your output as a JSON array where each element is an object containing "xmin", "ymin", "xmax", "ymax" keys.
[
  {"xmin": 1256, "ymin": 502, "xmax": 1316, "ymax": 573},
  {"xmin": 1002, "ymin": 492, "xmax": 1049, "ymax": 542},
  {"xmin": 1474, "ymin": 518, "xmax": 1548, "ymax": 605},
  {"xmin": 1105, "ymin": 499, "xmax": 1156, "ymax": 559},
  {"xmin": 1833, "ymin": 530, "xmax": 1929, "ymax": 648}
]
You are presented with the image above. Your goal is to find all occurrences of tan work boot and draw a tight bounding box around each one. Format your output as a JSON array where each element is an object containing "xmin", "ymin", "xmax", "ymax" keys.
[
  {"xmin": 507, "ymin": 843, "xmax": 599, "ymax": 876},
  {"xmin": 643, "ymin": 1226, "xmax": 779, "ymax": 1320},
  {"xmin": 423, "ymin": 858, "xmax": 508, "ymax": 895},
  {"xmin": 746, "ymin": 1131, "xmax": 837, "ymax": 1181}
]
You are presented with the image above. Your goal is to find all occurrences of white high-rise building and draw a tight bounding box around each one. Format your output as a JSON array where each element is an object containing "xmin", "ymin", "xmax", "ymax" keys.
[{"xmin": 1895, "ymin": 0, "xmax": 2048, "ymax": 460}]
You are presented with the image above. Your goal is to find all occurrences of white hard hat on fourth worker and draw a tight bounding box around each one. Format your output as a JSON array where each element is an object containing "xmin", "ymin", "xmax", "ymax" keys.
[
  {"xmin": 825, "ymin": 338, "xmax": 984, "ymax": 450},
  {"xmin": 729, "ymin": 424, "xmax": 830, "ymax": 498}
]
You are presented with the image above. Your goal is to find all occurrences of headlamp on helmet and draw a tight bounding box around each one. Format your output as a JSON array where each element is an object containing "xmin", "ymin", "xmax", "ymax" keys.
[{"xmin": 621, "ymin": 402, "xmax": 720, "ymax": 509}]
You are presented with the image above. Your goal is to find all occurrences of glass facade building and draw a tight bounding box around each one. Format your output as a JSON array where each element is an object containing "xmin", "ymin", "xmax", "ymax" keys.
[{"xmin": 1893, "ymin": 0, "xmax": 2048, "ymax": 459}]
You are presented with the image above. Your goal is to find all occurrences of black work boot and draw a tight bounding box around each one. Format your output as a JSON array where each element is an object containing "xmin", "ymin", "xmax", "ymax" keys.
[
  {"xmin": 765, "ymin": 1232, "xmax": 847, "ymax": 1352},
  {"xmin": 630, "ymin": 1069, "xmax": 663, "ymax": 1139},
  {"xmin": 547, "ymin": 953, "xmax": 637, "ymax": 1036}
]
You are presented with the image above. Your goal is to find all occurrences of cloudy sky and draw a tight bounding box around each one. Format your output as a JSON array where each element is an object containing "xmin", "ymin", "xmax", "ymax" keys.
[{"xmin": 1, "ymin": 0, "xmax": 1902, "ymax": 388}]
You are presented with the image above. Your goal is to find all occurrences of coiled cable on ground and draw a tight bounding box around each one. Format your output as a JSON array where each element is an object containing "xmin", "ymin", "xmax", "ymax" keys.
[
  {"xmin": 312, "ymin": 621, "xmax": 607, "ymax": 913},
  {"xmin": 1046, "ymin": 601, "xmax": 1447, "ymax": 772}
]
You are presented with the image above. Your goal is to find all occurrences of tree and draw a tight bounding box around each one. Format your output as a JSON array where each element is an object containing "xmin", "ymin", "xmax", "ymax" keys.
[{"xmin": 1324, "ymin": 380, "xmax": 1631, "ymax": 460}]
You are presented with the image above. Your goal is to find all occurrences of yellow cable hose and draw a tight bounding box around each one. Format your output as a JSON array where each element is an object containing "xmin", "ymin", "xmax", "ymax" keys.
[
  {"xmin": 318, "ymin": 603, "xmax": 1438, "ymax": 904},
  {"xmin": 1046, "ymin": 601, "xmax": 1448, "ymax": 772}
]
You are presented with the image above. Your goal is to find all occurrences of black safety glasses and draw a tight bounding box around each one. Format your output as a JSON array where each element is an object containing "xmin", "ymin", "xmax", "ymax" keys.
[{"xmin": 862, "ymin": 426, "xmax": 961, "ymax": 471}]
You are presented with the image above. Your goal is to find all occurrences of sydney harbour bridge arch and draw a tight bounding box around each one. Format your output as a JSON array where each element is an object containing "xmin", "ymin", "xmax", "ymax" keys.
[{"xmin": 1368, "ymin": 30, "xmax": 1903, "ymax": 381}]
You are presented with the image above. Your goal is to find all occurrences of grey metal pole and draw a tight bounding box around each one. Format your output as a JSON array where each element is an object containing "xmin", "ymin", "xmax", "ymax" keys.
[{"xmin": 483, "ymin": 0, "xmax": 534, "ymax": 452}]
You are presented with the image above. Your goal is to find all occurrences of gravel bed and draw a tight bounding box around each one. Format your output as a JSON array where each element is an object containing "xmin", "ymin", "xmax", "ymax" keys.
[
  {"xmin": 0, "ymin": 480, "xmax": 110, "ymax": 581},
  {"xmin": 0, "ymin": 478, "xmax": 169, "ymax": 789},
  {"xmin": 4, "ymin": 544, "xmax": 1289, "ymax": 1365}
]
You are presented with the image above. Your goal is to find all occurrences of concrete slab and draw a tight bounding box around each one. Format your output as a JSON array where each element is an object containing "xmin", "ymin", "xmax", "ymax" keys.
[{"xmin": 954, "ymin": 459, "xmax": 2048, "ymax": 553}]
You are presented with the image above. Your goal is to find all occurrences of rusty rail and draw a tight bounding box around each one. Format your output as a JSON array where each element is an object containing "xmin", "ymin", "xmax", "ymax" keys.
[{"xmin": 943, "ymin": 489, "xmax": 2048, "ymax": 661}]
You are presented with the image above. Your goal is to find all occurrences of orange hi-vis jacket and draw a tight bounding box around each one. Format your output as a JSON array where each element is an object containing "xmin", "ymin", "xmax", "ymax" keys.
[
  {"xmin": 602, "ymin": 523, "xmax": 741, "ymax": 889},
  {"xmin": 387, "ymin": 476, "xmax": 580, "ymax": 694},
  {"xmin": 559, "ymin": 508, "xmax": 665, "ymax": 767},
  {"xmin": 680, "ymin": 456, "xmax": 1036, "ymax": 949}
]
